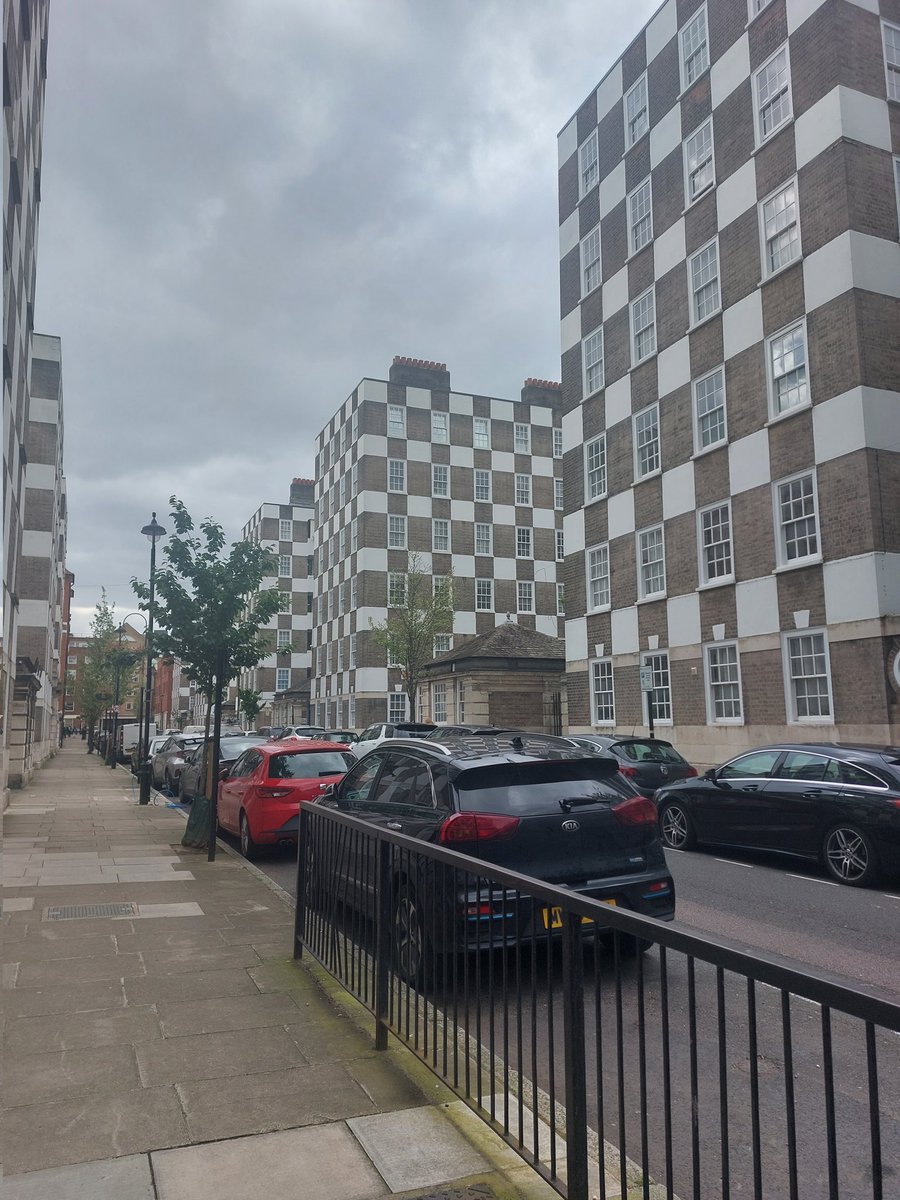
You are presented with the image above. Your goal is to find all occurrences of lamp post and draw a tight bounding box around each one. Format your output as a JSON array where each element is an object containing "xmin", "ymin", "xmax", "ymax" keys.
[{"xmin": 138, "ymin": 512, "xmax": 167, "ymax": 805}]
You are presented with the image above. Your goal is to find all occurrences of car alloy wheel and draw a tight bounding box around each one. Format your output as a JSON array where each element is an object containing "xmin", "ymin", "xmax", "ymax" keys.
[
  {"xmin": 659, "ymin": 802, "xmax": 695, "ymax": 851},
  {"xmin": 823, "ymin": 824, "xmax": 877, "ymax": 887},
  {"xmin": 239, "ymin": 811, "xmax": 260, "ymax": 861},
  {"xmin": 393, "ymin": 884, "xmax": 425, "ymax": 984}
]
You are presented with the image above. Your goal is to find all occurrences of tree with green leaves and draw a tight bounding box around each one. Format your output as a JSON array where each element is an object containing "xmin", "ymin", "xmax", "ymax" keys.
[
  {"xmin": 76, "ymin": 591, "xmax": 117, "ymax": 750},
  {"xmin": 237, "ymin": 687, "xmax": 263, "ymax": 729},
  {"xmin": 369, "ymin": 553, "xmax": 454, "ymax": 720}
]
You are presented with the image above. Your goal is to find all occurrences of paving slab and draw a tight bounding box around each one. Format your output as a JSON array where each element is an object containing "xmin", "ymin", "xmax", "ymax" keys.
[
  {"xmin": 2, "ymin": 1154, "xmax": 156, "ymax": 1200},
  {"xmin": 155, "ymin": 991, "xmax": 302, "ymax": 1036},
  {"xmin": 138, "ymin": 945, "xmax": 261, "ymax": 974},
  {"xmin": 14, "ymin": 953, "xmax": 146, "ymax": 987},
  {"xmin": 124, "ymin": 967, "xmax": 260, "ymax": 1005},
  {"xmin": 1, "ymin": 978, "xmax": 126, "ymax": 1018},
  {"xmin": 135, "ymin": 1025, "xmax": 308, "ymax": 1085},
  {"xmin": 151, "ymin": 1122, "xmax": 389, "ymax": 1200},
  {"xmin": 5, "ymin": 1043, "xmax": 141, "ymax": 1106},
  {"xmin": 348, "ymin": 1106, "xmax": 490, "ymax": 1193},
  {"xmin": 5, "ymin": 1006, "xmax": 161, "ymax": 1054},
  {"xmin": 9, "ymin": 933, "xmax": 119, "ymax": 960}
]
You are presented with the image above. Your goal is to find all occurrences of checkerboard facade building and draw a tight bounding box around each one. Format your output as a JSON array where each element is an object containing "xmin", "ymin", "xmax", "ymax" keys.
[
  {"xmin": 312, "ymin": 358, "xmax": 564, "ymax": 730},
  {"xmin": 558, "ymin": 0, "xmax": 900, "ymax": 763},
  {"xmin": 238, "ymin": 480, "xmax": 315, "ymax": 719}
]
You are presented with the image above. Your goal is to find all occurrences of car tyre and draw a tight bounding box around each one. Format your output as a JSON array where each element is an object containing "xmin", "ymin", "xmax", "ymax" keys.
[
  {"xmin": 823, "ymin": 824, "xmax": 878, "ymax": 887},
  {"xmin": 599, "ymin": 931, "xmax": 653, "ymax": 958},
  {"xmin": 392, "ymin": 881, "xmax": 430, "ymax": 986},
  {"xmin": 239, "ymin": 810, "xmax": 260, "ymax": 861},
  {"xmin": 658, "ymin": 801, "xmax": 696, "ymax": 851}
]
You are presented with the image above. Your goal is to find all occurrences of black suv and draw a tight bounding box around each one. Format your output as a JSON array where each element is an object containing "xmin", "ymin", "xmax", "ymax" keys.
[{"xmin": 319, "ymin": 735, "xmax": 675, "ymax": 978}]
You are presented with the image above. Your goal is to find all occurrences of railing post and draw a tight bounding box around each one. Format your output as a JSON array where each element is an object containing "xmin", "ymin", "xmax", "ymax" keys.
[
  {"xmin": 561, "ymin": 910, "xmax": 589, "ymax": 1200},
  {"xmin": 293, "ymin": 805, "xmax": 309, "ymax": 961},
  {"xmin": 374, "ymin": 838, "xmax": 391, "ymax": 1051}
]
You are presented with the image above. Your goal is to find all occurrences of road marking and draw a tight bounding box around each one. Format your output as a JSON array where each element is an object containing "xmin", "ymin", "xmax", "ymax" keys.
[
  {"xmin": 786, "ymin": 873, "xmax": 837, "ymax": 885},
  {"xmin": 884, "ymin": 894, "xmax": 900, "ymax": 902},
  {"xmin": 714, "ymin": 858, "xmax": 753, "ymax": 868}
]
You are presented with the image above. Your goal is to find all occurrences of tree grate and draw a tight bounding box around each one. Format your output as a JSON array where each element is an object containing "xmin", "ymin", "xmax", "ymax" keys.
[{"xmin": 44, "ymin": 903, "xmax": 137, "ymax": 920}]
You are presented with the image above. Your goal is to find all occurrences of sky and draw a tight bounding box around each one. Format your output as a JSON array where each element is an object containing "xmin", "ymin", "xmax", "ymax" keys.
[{"xmin": 35, "ymin": 0, "xmax": 657, "ymax": 635}]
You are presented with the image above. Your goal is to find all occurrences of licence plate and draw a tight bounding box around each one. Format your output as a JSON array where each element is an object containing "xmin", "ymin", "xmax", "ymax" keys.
[{"xmin": 541, "ymin": 899, "xmax": 616, "ymax": 930}]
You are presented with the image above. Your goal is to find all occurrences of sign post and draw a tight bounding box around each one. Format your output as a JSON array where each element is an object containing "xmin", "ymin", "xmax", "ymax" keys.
[{"xmin": 640, "ymin": 665, "xmax": 655, "ymax": 740}]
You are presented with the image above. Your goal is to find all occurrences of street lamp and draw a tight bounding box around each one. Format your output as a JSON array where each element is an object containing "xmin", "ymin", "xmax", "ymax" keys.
[{"xmin": 138, "ymin": 512, "xmax": 167, "ymax": 805}]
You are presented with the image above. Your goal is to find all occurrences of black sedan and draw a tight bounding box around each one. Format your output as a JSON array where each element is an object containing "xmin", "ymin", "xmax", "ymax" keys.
[
  {"xmin": 654, "ymin": 743, "xmax": 900, "ymax": 887},
  {"xmin": 178, "ymin": 735, "xmax": 268, "ymax": 802},
  {"xmin": 570, "ymin": 734, "xmax": 697, "ymax": 797}
]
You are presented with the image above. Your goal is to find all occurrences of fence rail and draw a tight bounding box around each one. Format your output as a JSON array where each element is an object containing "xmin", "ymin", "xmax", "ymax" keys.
[{"xmin": 294, "ymin": 802, "xmax": 900, "ymax": 1200}]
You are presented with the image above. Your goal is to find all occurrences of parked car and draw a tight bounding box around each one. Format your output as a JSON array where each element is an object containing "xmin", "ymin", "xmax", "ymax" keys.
[
  {"xmin": 352, "ymin": 721, "xmax": 438, "ymax": 758},
  {"xmin": 274, "ymin": 725, "xmax": 327, "ymax": 740},
  {"xmin": 131, "ymin": 733, "xmax": 169, "ymax": 774},
  {"xmin": 654, "ymin": 743, "xmax": 900, "ymax": 886},
  {"xmin": 317, "ymin": 735, "xmax": 675, "ymax": 981},
  {"xmin": 570, "ymin": 735, "xmax": 697, "ymax": 798},
  {"xmin": 150, "ymin": 735, "xmax": 205, "ymax": 791},
  {"xmin": 178, "ymin": 735, "xmax": 268, "ymax": 802},
  {"xmin": 428, "ymin": 725, "xmax": 523, "ymax": 741},
  {"xmin": 318, "ymin": 729, "xmax": 359, "ymax": 744},
  {"xmin": 217, "ymin": 740, "xmax": 355, "ymax": 859}
]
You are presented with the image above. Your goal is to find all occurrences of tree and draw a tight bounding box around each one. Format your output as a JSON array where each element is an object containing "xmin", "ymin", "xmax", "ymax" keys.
[
  {"xmin": 76, "ymin": 592, "xmax": 117, "ymax": 749},
  {"xmin": 237, "ymin": 687, "xmax": 263, "ymax": 728},
  {"xmin": 369, "ymin": 554, "xmax": 454, "ymax": 719}
]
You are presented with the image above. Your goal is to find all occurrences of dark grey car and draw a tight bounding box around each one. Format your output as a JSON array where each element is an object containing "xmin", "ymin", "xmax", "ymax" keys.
[
  {"xmin": 150, "ymin": 735, "xmax": 204, "ymax": 791},
  {"xmin": 178, "ymin": 735, "xmax": 267, "ymax": 802},
  {"xmin": 570, "ymin": 735, "xmax": 697, "ymax": 798}
]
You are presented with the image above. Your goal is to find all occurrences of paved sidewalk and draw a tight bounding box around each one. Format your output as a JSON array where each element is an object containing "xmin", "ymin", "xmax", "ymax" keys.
[{"xmin": 2, "ymin": 744, "xmax": 563, "ymax": 1200}]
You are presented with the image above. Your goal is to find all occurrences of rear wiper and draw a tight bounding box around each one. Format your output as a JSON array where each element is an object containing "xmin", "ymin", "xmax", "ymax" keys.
[{"xmin": 559, "ymin": 796, "xmax": 606, "ymax": 812}]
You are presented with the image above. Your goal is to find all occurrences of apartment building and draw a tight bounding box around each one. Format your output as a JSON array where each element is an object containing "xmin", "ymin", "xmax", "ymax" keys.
[
  {"xmin": 557, "ymin": 0, "xmax": 900, "ymax": 764},
  {"xmin": 311, "ymin": 357, "xmax": 563, "ymax": 730},
  {"xmin": 238, "ymin": 479, "xmax": 315, "ymax": 724}
]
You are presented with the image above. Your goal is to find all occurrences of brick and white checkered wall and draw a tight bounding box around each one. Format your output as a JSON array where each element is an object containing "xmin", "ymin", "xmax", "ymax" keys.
[{"xmin": 558, "ymin": 0, "xmax": 900, "ymax": 764}]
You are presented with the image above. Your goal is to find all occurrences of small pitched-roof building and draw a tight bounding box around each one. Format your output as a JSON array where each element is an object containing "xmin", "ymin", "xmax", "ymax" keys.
[{"xmin": 418, "ymin": 622, "xmax": 567, "ymax": 734}]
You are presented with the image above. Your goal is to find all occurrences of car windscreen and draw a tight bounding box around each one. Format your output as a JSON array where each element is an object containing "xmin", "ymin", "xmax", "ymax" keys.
[
  {"xmin": 220, "ymin": 739, "xmax": 265, "ymax": 761},
  {"xmin": 617, "ymin": 741, "xmax": 684, "ymax": 764},
  {"xmin": 269, "ymin": 751, "xmax": 354, "ymax": 779},
  {"xmin": 454, "ymin": 760, "xmax": 631, "ymax": 814},
  {"xmin": 174, "ymin": 738, "xmax": 204, "ymax": 751}
]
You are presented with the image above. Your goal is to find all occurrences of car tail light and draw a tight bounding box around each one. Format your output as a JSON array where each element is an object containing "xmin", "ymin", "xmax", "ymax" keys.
[
  {"xmin": 618, "ymin": 765, "xmax": 639, "ymax": 777},
  {"xmin": 256, "ymin": 786, "xmax": 292, "ymax": 799},
  {"xmin": 611, "ymin": 795, "xmax": 657, "ymax": 826},
  {"xmin": 684, "ymin": 767, "xmax": 698, "ymax": 778},
  {"xmin": 646, "ymin": 880, "xmax": 670, "ymax": 893},
  {"xmin": 439, "ymin": 812, "xmax": 520, "ymax": 844}
]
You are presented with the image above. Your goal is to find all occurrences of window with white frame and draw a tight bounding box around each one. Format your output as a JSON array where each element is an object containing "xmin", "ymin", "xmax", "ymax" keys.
[
  {"xmin": 351, "ymin": 518, "xmax": 358, "ymax": 552},
  {"xmin": 349, "ymin": 634, "xmax": 357, "ymax": 667},
  {"xmin": 629, "ymin": 177, "xmax": 653, "ymax": 255},
  {"xmin": 585, "ymin": 433, "xmax": 607, "ymax": 500},
  {"xmin": 625, "ymin": 73, "xmax": 648, "ymax": 146},
  {"xmin": 433, "ymin": 575, "xmax": 449, "ymax": 598},
  {"xmin": 388, "ymin": 692, "xmax": 408, "ymax": 723},
  {"xmin": 515, "ymin": 474, "xmax": 532, "ymax": 505},
  {"xmin": 680, "ymin": 5, "xmax": 709, "ymax": 89},
  {"xmin": 388, "ymin": 514, "xmax": 407, "ymax": 548},
  {"xmin": 760, "ymin": 178, "xmax": 800, "ymax": 276},
  {"xmin": 754, "ymin": 45, "xmax": 792, "ymax": 143},
  {"xmin": 433, "ymin": 519, "xmax": 450, "ymax": 552},
  {"xmin": 517, "ymin": 580, "xmax": 534, "ymax": 613},
  {"xmin": 351, "ymin": 462, "xmax": 358, "ymax": 495},
  {"xmin": 684, "ymin": 118, "xmax": 714, "ymax": 204},
  {"xmin": 694, "ymin": 366, "xmax": 727, "ymax": 450},
  {"xmin": 767, "ymin": 321, "xmax": 808, "ymax": 416},
  {"xmin": 516, "ymin": 527, "xmax": 533, "ymax": 558},
  {"xmin": 457, "ymin": 680, "xmax": 466, "ymax": 722},
  {"xmin": 689, "ymin": 240, "xmax": 720, "ymax": 323},
  {"xmin": 432, "ymin": 682, "xmax": 448, "ymax": 723},
  {"xmin": 352, "ymin": 408, "xmax": 359, "ymax": 440},
  {"xmin": 581, "ymin": 227, "xmax": 601, "ymax": 295},
  {"xmin": 279, "ymin": 591, "xmax": 292, "ymax": 613},
  {"xmin": 475, "ymin": 578, "xmax": 494, "ymax": 610},
  {"xmin": 348, "ymin": 694, "xmax": 356, "ymax": 726},
  {"xmin": 279, "ymin": 554, "xmax": 291, "ymax": 576},
  {"xmin": 894, "ymin": 157, "xmax": 900, "ymax": 233},
  {"xmin": 775, "ymin": 471, "xmax": 820, "ymax": 566},
  {"xmin": 279, "ymin": 518, "xmax": 292, "ymax": 540},
  {"xmin": 784, "ymin": 630, "xmax": 832, "ymax": 721},
  {"xmin": 388, "ymin": 459, "xmax": 406, "ymax": 492},
  {"xmin": 388, "ymin": 572, "xmax": 407, "ymax": 607},
  {"xmin": 555, "ymin": 479, "xmax": 564, "ymax": 511},
  {"xmin": 634, "ymin": 404, "xmax": 660, "ymax": 479},
  {"xmin": 556, "ymin": 529, "xmax": 565, "ymax": 562},
  {"xmin": 583, "ymin": 327, "xmax": 604, "ymax": 395},
  {"xmin": 642, "ymin": 651, "xmax": 672, "ymax": 722},
  {"xmin": 474, "ymin": 469, "xmax": 491, "ymax": 501},
  {"xmin": 637, "ymin": 525, "xmax": 666, "ymax": 599},
  {"xmin": 591, "ymin": 659, "xmax": 615, "ymax": 724},
  {"xmin": 698, "ymin": 502, "xmax": 733, "ymax": 584},
  {"xmin": 432, "ymin": 411, "xmax": 449, "ymax": 443},
  {"xmin": 557, "ymin": 583, "xmax": 566, "ymax": 616},
  {"xmin": 337, "ymin": 640, "xmax": 344, "ymax": 671},
  {"xmin": 276, "ymin": 668, "xmax": 290, "ymax": 691},
  {"xmin": 338, "ymin": 583, "xmax": 346, "ymax": 615},
  {"xmin": 579, "ymin": 129, "xmax": 599, "ymax": 196},
  {"xmin": 387, "ymin": 645, "xmax": 402, "ymax": 668},
  {"xmin": 705, "ymin": 642, "xmax": 743, "ymax": 723},
  {"xmin": 475, "ymin": 523, "xmax": 492, "ymax": 555},
  {"xmin": 553, "ymin": 428, "xmax": 563, "ymax": 459},
  {"xmin": 341, "ymin": 527, "xmax": 348, "ymax": 558},
  {"xmin": 514, "ymin": 423, "xmax": 531, "ymax": 453},
  {"xmin": 351, "ymin": 576, "xmax": 358, "ymax": 607},
  {"xmin": 883, "ymin": 21, "xmax": 900, "ymax": 100},
  {"xmin": 340, "ymin": 475, "xmax": 347, "ymax": 506},
  {"xmin": 473, "ymin": 417, "xmax": 491, "ymax": 449},
  {"xmin": 749, "ymin": 0, "xmax": 774, "ymax": 16},
  {"xmin": 388, "ymin": 404, "xmax": 406, "ymax": 437},
  {"xmin": 432, "ymin": 464, "xmax": 449, "ymax": 497},
  {"xmin": 587, "ymin": 542, "xmax": 610, "ymax": 611},
  {"xmin": 434, "ymin": 633, "xmax": 451, "ymax": 655},
  {"xmin": 631, "ymin": 288, "xmax": 656, "ymax": 362},
  {"xmin": 276, "ymin": 629, "xmax": 291, "ymax": 650}
]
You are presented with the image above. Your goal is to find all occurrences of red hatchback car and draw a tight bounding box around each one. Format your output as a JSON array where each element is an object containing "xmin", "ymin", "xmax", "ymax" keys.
[{"xmin": 217, "ymin": 740, "xmax": 354, "ymax": 859}]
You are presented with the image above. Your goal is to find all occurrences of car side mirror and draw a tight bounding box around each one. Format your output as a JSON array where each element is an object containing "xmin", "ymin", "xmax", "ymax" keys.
[
  {"xmin": 703, "ymin": 767, "xmax": 717, "ymax": 780},
  {"xmin": 319, "ymin": 782, "xmax": 336, "ymax": 800},
  {"xmin": 219, "ymin": 766, "xmax": 230, "ymax": 781}
]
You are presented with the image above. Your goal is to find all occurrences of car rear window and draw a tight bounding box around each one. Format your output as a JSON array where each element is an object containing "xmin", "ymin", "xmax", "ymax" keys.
[
  {"xmin": 617, "ymin": 741, "xmax": 684, "ymax": 764},
  {"xmin": 454, "ymin": 760, "xmax": 630, "ymax": 814},
  {"xmin": 269, "ymin": 752, "xmax": 353, "ymax": 780}
]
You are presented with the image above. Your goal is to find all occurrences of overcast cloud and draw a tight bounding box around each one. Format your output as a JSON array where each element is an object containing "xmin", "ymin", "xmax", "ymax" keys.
[{"xmin": 34, "ymin": 0, "xmax": 656, "ymax": 634}]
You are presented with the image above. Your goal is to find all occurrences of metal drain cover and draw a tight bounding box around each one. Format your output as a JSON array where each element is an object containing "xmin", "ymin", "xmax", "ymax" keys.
[{"xmin": 45, "ymin": 903, "xmax": 137, "ymax": 920}]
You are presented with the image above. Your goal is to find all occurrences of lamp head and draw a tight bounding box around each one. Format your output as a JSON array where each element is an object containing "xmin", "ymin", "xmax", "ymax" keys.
[{"xmin": 141, "ymin": 512, "xmax": 167, "ymax": 544}]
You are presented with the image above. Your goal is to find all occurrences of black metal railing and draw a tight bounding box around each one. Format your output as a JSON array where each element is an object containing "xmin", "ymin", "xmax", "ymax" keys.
[{"xmin": 294, "ymin": 803, "xmax": 900, "ymax": 1200}]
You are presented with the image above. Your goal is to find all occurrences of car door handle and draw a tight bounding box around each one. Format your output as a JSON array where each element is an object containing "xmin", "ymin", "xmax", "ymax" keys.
[
  {"xmin": 386, "ymin": 822, "xmax": 403, "ymax": 831},
  {"xmin": 741, "ymin": 784, "xmax": 760, "ymax": 791},
  {"xmin": 802, "ymin": 789, "xmax": 822, "ymax": 797}
]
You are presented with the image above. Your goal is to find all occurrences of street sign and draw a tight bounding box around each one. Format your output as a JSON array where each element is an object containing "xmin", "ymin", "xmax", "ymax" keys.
[{"xmin": 639, "ymin": 666, "xmax": 654, "ymax": 692}]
